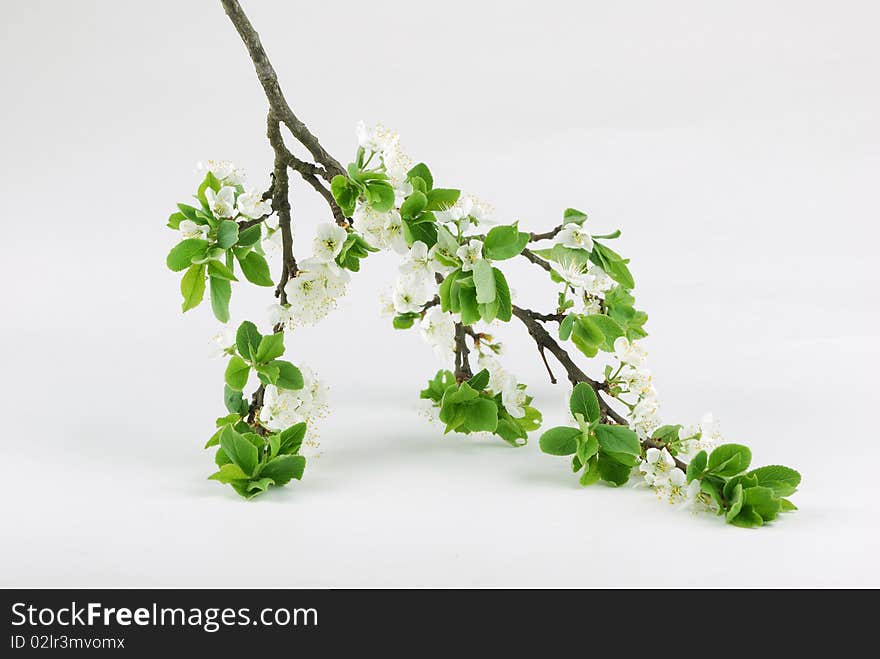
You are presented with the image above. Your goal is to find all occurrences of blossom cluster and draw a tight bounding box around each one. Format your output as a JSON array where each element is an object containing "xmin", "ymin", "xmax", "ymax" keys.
[
  {"xmin": 260, "ymin": 367, "xmax": 330, "ymax": 433},
  {"xmin": 178, "ymin": 160, "xmax": 272, "ymax": 242},
  {"xmin": 268, "ymin": 224, "xmax": 352, "ymax": 329}
]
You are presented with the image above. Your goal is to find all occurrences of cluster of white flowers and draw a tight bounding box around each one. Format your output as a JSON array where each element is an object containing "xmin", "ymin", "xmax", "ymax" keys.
[
  {"xmin": 420, "ymin": 307, "xmax": 455, "ymax": 357},
  {"xmin": 549, "ymin": 225, "xmax": 615, "ymax": 307},
  {"xmin": 638, "ymin": 448, "xmax": 700, "ymax": 506},
  {"xmin": 611, "ymin": 336, "xmax": 660, "ymax": 439},
  {"xmin": 434, "ymin": 193, "xmax": 494, "ymax": 230},
  {"xmin": 260, "ymin": 367, "xmax": 329, "ymax": 432},
  {"xmin": 183, "ymin": 160, "xmax": 273, "ymax": 241},
  {"xmin": 356, "ymin": 121, "xmax": 413, "ymax": 200},
  {"xmin": 677, "ymin": 413, "xmax": 723, "ymax": 461},
  {"xmin": 267, "ymin": 223, "xmax": 351, "ymax": 330},
  {"xmin": 476, "ymin": 353, "xmax": 528, "ymax": 419}
]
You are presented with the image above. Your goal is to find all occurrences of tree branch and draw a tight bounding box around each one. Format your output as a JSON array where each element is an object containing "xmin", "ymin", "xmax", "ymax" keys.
[
  {"xmin": 453, "ymin": 322, "xmax": 473, "ymax": 382},
  {"xmin": 520, "ymin": 247, "xmax": 552, "ymax": 272},
  {"xmin": 220, "ymin": 0, "xmax": 345, "ymax": 178},
  {"xmin": 530, "ymin": 225, "xmax": 563, "ymax": 242},
  {"xmin": 266, "ymin": 117, "xmax": 347, "ymax": 226}
]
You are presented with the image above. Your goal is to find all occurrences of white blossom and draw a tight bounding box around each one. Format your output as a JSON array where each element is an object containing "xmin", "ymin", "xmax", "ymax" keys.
[
  {"xmin": 282, "ymin": 257, "xmax": 350, "ymax": 326},
  {"xmin": 237, "ymin": 189, "xmax": 272, "ymax": 219},
  {"xmin": 476, "ymin": 354, "xmax": 510, "ymax": 393},
  {"xmin": 353, "ymin": 204, "xmax": 407, "ymax": 253},
  {"xmin": 613, "ymin": 336, "xmax": 647, "ymax": 367},
  {"xmin": 678, "ymin": 413, "xmax": 723, "ymax": 460},
  {"xmin": 208, "ymin": 327, "xmax": 236, "ymax": 358},
  {"xmin": 434, "ymin": 194, "xmax": 473, "ymax": 224},
  {"xmin": 392, "ymin": 276, "xmax": 430, "ymax": 314},
  {"xmin": 420, "ymin": 307, "xmax": 455, "ymax": 356},
  {"xmin": 263, "ymin": 227, "xmax": 283, "ymax": 256},
  {"xmin": 501, "ymin": 378, "xmax": 527, "ymax": 418},
  {"xmin": 260, "ymin": 367, "xmax": 329, "ymax": 431},
  {"xmin": 267, "ymin": 302, "xmax": 296, "ymax": 331},
  {"xmin": 618, "ymin": 365, "xmax": 654, "ymax": 398},
  {"xmin": 312, "ymin": 223, "xmax": 348, "ymax": 262},
  {"xmin": 555, "ymin": 222, "xmax": 593, "ymax": 252},
  {"xmin": 200, "ymin": 159, "xmax": 245, "ymax": 185},
  {"xmin": 378, "ymin": 290, "xmax": 396, "ymax": 318},
  {"xmin": 399, "ymin": 240, "xmax": 435, "ymax": 282},
  {"xmin": 639, "ymin": 447, "xmax": 676, "ymax": 486},
  {"xmin": 205, "ymin": 186, "xmax": 237, "ymax": 219},
  {"xmin": 655, "ymin": 468, "xmax": 689, "ymax": 504},
  {"xmin": 550, "ymin": 259, "xmax": 591, "ymax": 289},
  {"xmin": 179, "ymin": 219, "xmax": 208, "ymax": 240},
  {"xmin": 456, "ymin": 239, "xmax": 484, "ymax": 272},
  {"xmin": 631, "ymin": 394, "xmax": 661, "ymax": 438}
]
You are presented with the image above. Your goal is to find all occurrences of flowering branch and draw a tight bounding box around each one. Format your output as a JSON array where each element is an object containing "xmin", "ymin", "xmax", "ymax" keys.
[{"xmin": 159, "ymin": 0, "xmax": 801, "ymax": 525}]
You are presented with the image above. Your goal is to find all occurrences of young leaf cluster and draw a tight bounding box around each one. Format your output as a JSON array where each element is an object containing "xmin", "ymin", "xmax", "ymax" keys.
[
  {"xmin": 539, "ymin": 384, "xmax": 640, "ymax": 486},
  {"xmin": 685, "ymin": 445, "xmax": 801, "ymax": 528},
  {"xmin": 420, "ymin": 370, "xmax": 541, "ymax": 446},
  {"xmin": 166, "ymin": 171, "xmax": 272, "ymax": 322}
]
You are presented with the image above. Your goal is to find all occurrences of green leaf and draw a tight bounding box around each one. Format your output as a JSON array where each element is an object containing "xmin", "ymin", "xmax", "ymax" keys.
[
  {"xmin": 236, "ymin": 321, "xmax": 262, "ymax": 361},
  {"xmin": 780, "ymin": 498, "xmax": 798, "ymax": 512},
  {"xmin": 726, "ymin": 483, "xmax": 744, "ymax": 522},
  {"xmin": 466, "ymin": 369, "xmax": 490, "ymax": 391},
  {"xmin": 483, "ymin": 224, "xmax": 530, "ymax": 260},
  {"xmin": 577, "ymin": 433, "xmax": 599, "ymax": 464},
  {"xmin": 594, "ymin": 424, "xmax": 640, "ymax": 456},
  {"xmin": 559, "ymin": 313, "xmax": 576, "ymax": 341},
  {"xmin": 539, "ymin": 426, "xmax": 580, "ymax": 456},
  {"xmin": 686, "ymin": 450, "xmax": 708, "ymax": 482},
  {"xmin": 746, "ymin": 465, "xmax": 801, "ymax": 497},
  {"xmin": 180, "ymin": 264, "xmax": 206, "ymax": 312},
  {"xmin": 260, "ymin": 454, "xmax": 306, "ymax": 486},
  {"xmin": 330, "ymin": 175, "xmax": 357, "ymax": 217},
  {"xmin": 597, "ymin": 454, "xmax": 632, "ymax": 486},
  {"xmin": 392, "ymin": 313, "xmax": 419, "ymax": 329},
  {"xmin": 237, "ymin": 224, "xmax": 262, "ymax": 247},
  {"xmin": 464, "ymin": 398, "xmax": 499, "ymax": 432},
  {"xmin": 224, "ymin": 356, "xmax": 250, "ymax": 391},
  {"xmin": 269, "ymin": 360, "xmax": 303, "ymax": 390},
  {"xmin": 209, "ymin": 276, "xmax": 231, "ymax": 323},
  {"xmin": 402, "ymin": 217, "xmax": 438, "ymax": 248},
  {"xmin": 729, "ymin": 507, "xmax": 764, "ymax": 528},
  {"xmin": 458, "ymin": 285, "xmax": 480, "ymax": 325},
  {"xmin": 569, "ymin": 383, "xmax": 600, "ymax": 423},
  {"xmin": 407, "ymin": 163, "xmax": 433, "ymax": 190},
  {"xmin": 219, "ymin": 425, "xmax": 258, "ymax": 477},
  {"xmin": 439, "ymin": 269, "xmax": 460, "ymax": 312},
  {"xmin": 207, "ymin": 259, "xmax": 238, "ymax": 282},
  {"xmin": 255, "ymin": 332, "xmax": 285, "ymax": 363},
  {"xmin": 570, "ymin": 316, "xmax": 603, "ymax": 357},
  {"xmin": 492, "ymin": 268, "xmax": 512, "ymax": 322},
  {"xmin": 208, "ymin": 463, "xmax": 250, "ymax": 484},
  {"xmin": 367, "ymin": 180, "xmax": 395, "ymax": 212},
  {"xmin": 563, "ymin": 208, "xmax": 588, "ymax": 225},
  {"xmin": 708, "ymin": 444, "xmax": 752, "ymax": 477},
  {"xmin": 590, "ymin": 242, "xmax": 634, "ymax": 289},
  {"xmin": 177, "ymin": 203, "xmax": 200, "ymax": 221},
  {"xmin": 425, "ymin": 188, "xmax": 460, "ymax": 212},
  {"xmin": 579, "ymin": 458, "xmax": 602, "ymax": 486},
  {"xmin": 472, "ymin": 259, "xmax": 496, "ymax": 304},
  {"xmin": 217, "ymin": 220, "xmax": 239, "ymax": 249},
  {"xmin": 237, "ymin": 251, "xmax": 274, "ymax": 287},
  {"xmin": 400, "ymin": 190, "xmax": 427, "ymax": 220},
  {"xmin": 167, "ymin": 239, "xmax": 209, "ymax": 272},
  {"xmin": 584, "ymin": 314, "xmax": 625, "ymax": 351},
  {"xmin": 742, "ymin": 486, "xmax": 782, "ymax": 522},
  {"xmin": 223, "ymin": 384, "xmax": 247, "ymax": 415},
  {"xmin": 279, "ymin": 422, "xmax": 307, "ymax": 454},
  {"xmin": 240, "ymin": 478, "xmax": 275, "ymax": 498}
]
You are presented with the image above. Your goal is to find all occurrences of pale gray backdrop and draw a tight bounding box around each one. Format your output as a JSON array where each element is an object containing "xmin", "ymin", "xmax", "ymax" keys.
[{"xmin": 1, "ymin": 0, "xmax": 877, "ymax": 586}]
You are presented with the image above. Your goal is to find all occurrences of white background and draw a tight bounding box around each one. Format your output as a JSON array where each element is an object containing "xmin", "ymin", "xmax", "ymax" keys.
[{"xmin": 2, "ymin": 0, "xmax": 878, "ymax": 587}]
